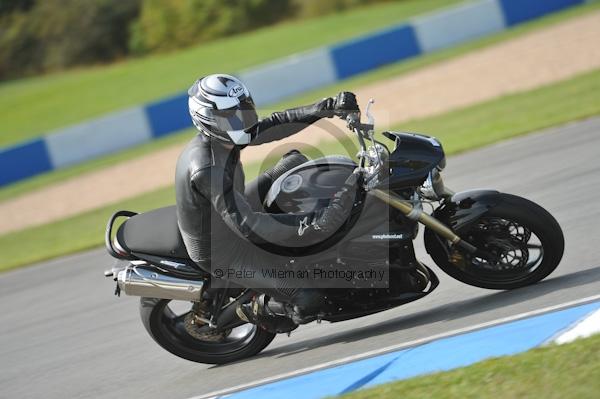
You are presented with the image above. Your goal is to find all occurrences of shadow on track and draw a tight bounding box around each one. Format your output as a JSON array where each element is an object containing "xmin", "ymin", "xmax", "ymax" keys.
[
  {"xmin": 261, "ymin": 266, "xmax": 600, "ymax": 360},
  {"xmin": 205, "ymin": 266, "xmax": 600, "ymax": 369}
]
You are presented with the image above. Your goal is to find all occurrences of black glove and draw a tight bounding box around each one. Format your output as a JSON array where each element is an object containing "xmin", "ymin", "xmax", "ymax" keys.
[
  {"xmin": 311, "ymin": 172, "xmax": 359, "ymax": 234},
  {"xmin": 316, "ymin": 92, "xmax": 359, "ymax": 119},
  {"xmin": 333, "ymin": 91, "xmax": 359, "ymax": 118},
  {"xmin": 315, "ymin": 97, "xmax": 336, "ymax": 118}
]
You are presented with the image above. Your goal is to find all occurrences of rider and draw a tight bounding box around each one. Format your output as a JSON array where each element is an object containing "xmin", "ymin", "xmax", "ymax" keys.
[{"xmin": 175, "ymin": 73, "xmax": 359, "ymax": 331}]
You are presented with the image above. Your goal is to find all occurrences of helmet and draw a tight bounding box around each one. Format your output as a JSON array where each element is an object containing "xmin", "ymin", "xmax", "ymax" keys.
[{"xmin": 188, "ymin": 74, "xmax": 258, "ymax": 145}]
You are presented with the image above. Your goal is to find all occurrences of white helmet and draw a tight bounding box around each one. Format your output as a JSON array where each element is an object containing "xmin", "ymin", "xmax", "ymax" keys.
[{"xmin": 188, "ymin": 74, "xmax": 258, "ymax": 145}]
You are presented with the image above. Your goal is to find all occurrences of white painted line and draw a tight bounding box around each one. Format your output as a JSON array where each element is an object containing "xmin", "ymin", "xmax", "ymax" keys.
[
  {"xmin": 554, "ymin": 308, "xmax": 600, "ymax": 345},
  {"xmin": 189, "ymin": 293, "xmax": 600, "ymax": 399}
]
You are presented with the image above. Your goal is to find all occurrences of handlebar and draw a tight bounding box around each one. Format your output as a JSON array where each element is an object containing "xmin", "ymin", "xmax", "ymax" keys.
[
  {"xmin": 345, "ymin": 98, "xmax": 375, "ymax": 135},
  {"xmin": 344, "ymin": 99, "xmax": 388, "ymax": 188},
  {"xmin": 345, "ymin": 114, "xmax": 374, "ymax": 140}
]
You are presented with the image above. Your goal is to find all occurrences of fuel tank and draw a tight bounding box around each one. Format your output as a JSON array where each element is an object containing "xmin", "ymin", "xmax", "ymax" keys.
[
  {"xmin": 264, "ymin": 156, "xmax": 417, "ymax": 252},
  {"xmin": 264, "ymin": 155, "xmax": 357, "ymax": 214}
]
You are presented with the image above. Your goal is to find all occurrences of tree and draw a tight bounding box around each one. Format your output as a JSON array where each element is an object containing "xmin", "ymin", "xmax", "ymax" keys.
[
  {"xmin": 130, "ymin": 0, "xmax": 294, "ymax": 54},
  {"xmin": 0, "ymin": 0, "xmax": 141, "ymax": 80}
]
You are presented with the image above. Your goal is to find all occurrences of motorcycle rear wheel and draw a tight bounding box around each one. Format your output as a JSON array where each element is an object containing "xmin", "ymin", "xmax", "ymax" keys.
[
  {"xmin": 140, "ymin": 297, "xmax": 275, "ymax": 364},
  {"xmin": 424, "ymin": 194, "xmax": 564, "ymax": 290}
]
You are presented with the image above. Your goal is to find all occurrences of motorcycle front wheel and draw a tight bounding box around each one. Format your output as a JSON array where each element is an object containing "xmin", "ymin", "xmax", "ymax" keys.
[
  {"xmin": 424, "ymin": 194, "xmax": 564, "ymax": 290},
  {"xmin": 140, "ymin": 297, "xmax": 276, "ymax": 364}
]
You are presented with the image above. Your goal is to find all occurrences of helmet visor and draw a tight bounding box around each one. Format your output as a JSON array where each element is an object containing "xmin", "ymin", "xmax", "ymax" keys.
[{"xmin": 211, "ymin": 98, "xmax": 258, "ymax": 132}]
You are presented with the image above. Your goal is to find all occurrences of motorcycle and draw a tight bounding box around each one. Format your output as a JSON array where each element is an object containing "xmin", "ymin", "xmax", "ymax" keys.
[{"xmin": 104, "ymin": 99, "xmax": 564, "ymax": 364}]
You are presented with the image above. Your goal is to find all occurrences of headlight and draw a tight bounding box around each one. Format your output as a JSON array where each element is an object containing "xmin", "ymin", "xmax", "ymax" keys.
[
  {"xmin": 437, "ymin": 156, "xmax": 446, "ymax": 171},
  {"xmin": 420, "ymin": 169, "xmax": 446, "ymax": 200},
  {"xmin": 420, "ymin": 172, "xmax": 438, "ymax": 200}
]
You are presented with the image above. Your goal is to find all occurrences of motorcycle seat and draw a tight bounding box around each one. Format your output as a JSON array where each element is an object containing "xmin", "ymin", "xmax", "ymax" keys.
[{"xmin": 115, "ymin": 206, "xmax": 190, "ymax": 259}]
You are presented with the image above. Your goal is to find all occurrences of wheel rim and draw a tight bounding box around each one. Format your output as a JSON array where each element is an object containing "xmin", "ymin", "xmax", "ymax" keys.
[
  {"xmin": 154, "ymin": 300, "xmax": 259, "ymax": 355},
  {"xmin": 453, "ymin": 217, "xmax": 545, "ymax": 284}
]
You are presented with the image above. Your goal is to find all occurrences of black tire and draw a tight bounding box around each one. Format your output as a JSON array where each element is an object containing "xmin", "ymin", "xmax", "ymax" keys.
[
  {"xmin": 140, "ymin": 297, "xmax": 276, "ymax": 364},
  {"xmin": 425, "ymin": 193, "xmax": 564, "ymax": 290}
]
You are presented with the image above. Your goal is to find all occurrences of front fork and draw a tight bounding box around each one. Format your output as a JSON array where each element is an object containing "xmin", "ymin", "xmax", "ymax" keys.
[{"xmin": 372, "ymin": 189, "xmax": 479, "ymax": 255}]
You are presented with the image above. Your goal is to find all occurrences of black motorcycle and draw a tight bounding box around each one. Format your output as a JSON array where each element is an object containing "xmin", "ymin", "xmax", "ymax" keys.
[{"xmin": 104, "ymin": 100, "xmax": 564, "ymax": 364}]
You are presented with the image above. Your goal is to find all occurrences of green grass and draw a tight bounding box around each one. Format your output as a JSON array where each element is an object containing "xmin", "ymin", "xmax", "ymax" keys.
[
  {"xmin": 340, "ymin": 333, "xmax": 600, "ymax": 399},
  {"xmin": 401, "ymin": 68, "xmax": 600, "ymax": 154},
  {"xmin": 1, "ymin": 68, "xmax": 599, "ymax": 272},
  {"xmin": 0, "ymin": 0, "xmax": 463, "ymax": 147},
  {"xmin": 2, "ymin": 0, "xmax": 599, "ymax": 202}
]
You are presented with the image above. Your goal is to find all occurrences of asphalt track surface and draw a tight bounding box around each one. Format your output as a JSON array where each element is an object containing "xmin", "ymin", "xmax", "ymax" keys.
[{"xmin": 2, "ymin": 117, "xmax": 600, "ymax": 399}]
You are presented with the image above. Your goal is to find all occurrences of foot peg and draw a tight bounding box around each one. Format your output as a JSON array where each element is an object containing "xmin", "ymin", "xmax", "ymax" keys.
[{"xmin": 237, "ymin": 295, "xmax": 298, "ymax": 334}]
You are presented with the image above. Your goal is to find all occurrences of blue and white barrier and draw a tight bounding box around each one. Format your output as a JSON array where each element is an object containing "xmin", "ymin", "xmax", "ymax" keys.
[
  {"xmin": 413, "ymin": 0, "xmax": 506, "ymax": 53},
  {"xmin": 0, "ymin": 0, "xmax": 587, "ymax": 187},
  {"xmin": 330, "ymin": 24, "xmax": 420, "ymax": 80},
  {"xmin": 0, "ymin": 139, "xmax": 53, "ymax": 186},
  {"xmin": 195, "ymin": 298, "xmax": 600, "ymax": 399},
  {"xmin": 45, "ymin": 107, "xmax": 153, "ymax": 169},
  {"xmin": 240, "ymin": 48, "xmax": 338, "ymax": 106}
]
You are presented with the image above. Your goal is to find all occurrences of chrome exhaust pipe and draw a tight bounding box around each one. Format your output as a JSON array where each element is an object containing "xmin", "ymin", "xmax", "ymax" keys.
[{"xmin": 116, "ymin": 266, "xmax": 204, "ymax": 301}]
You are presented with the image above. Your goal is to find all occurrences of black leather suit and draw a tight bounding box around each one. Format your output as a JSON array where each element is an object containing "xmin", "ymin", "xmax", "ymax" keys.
[{"xmin": 175, "ymin": 101, "xmax": 335, "ymax": 296}]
